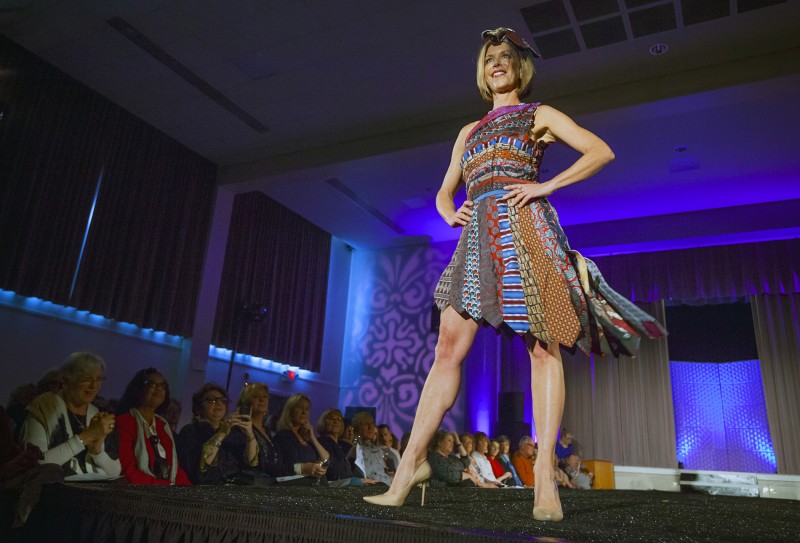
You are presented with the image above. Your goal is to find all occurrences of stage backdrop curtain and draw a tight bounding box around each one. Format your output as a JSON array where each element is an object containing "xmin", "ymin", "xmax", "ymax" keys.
[
  {"xmin": 751, "ymin": 294, "xmax": 800, "ymax": 474},
  {"xmin": 212, "ymin": 192, "xmax": 330, "ymax": 371},
  {"xmin": 0, "ymin": 34, "xmax": 217, "ymax": 337},
  {"xmin": 563, "ymin": 301, "xmax": 676, "ymax": 468},
  {"xmin": 592, "ymin": 239, "xmax": 800, "ymax": 303}
]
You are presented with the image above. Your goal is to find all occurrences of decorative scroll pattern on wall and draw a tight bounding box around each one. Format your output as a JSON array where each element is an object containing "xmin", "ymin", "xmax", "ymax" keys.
[{"xmin": 341, "ymin": 242, "xmax": 464, "ymax": 437}]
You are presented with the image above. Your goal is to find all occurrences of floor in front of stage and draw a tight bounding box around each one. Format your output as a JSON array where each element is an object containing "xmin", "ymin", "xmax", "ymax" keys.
[{"xmin": 12, "ymin": 482, "xmax": 800, "ymax": 542}]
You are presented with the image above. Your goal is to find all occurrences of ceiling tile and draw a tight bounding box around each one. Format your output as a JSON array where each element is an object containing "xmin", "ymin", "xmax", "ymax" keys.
[
  {"xmin": 521, "ymin": 1, "xmax": 571, "ymax": 34},
  {"xmin": 581, "ymin": 17, "xmax": 628, "ymax": 49},
  {"xmin": 630, "ymin": 3, "xmax": 678, "ymax": 38},
  {"xmin": 533, "ymin": 28, "xmax": 581, "ymax": 57},
  {"xmin": 569, "ymin": 0, "xmax": 619, "ymax": 21},
  {"xmin": 681, "ymin": 0, "xmax": 729, "ymax": 26}
]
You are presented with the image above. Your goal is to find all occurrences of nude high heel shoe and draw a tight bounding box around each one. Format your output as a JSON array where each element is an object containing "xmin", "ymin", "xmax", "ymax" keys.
[
  {"xmin": 533, "ymin": 482, "xmax": 564, "ymax": 522},
  {"xmin": 532, "ymin": 505, "xmax": 564, "ymax": 522},
  {"xmin": 533, "ymin": 481, "xmax": 564, "ymax": 522},
  {"xmin": 363, "ymin": 461, "xmax": 432, "ymax": 507}
]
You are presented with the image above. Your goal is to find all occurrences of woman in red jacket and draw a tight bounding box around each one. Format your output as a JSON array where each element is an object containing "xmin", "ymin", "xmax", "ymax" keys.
[{"xmin": 116, "ymin": 368, "xmax": 190, "ymax": 485}]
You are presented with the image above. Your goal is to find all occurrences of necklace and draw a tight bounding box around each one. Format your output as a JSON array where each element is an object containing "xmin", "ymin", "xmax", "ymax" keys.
[
  {"xmin": 67, "ymin": 410, "xmax": 87, "ymax": 434},
  {"xmin": 292, "ymin": 426, "xmax": 308, "ymax": 446}
]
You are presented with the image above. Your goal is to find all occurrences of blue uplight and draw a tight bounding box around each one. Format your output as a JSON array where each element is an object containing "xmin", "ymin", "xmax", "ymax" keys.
[
  {"xmin": 207, "ymin": 345, "xmax": 314, "ymax": 379},
  {"xmin": 0, "ymin": 289, "xmax": 182, "ymax": 347}
]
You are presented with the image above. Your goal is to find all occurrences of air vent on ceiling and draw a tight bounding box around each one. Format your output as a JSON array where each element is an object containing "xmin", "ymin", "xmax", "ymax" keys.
[
  {"xmin": 737, "ymin": 0, "xmax": 787, "ymax": 13},
  {"xmin": 681, "ymin": 0, "xmax": 728, "ymax": 26},
  {"xmin": 520, "ymin": 0, "xmax": 787, "ymax": 58},
  {"xmin": 581, "ymin": 16, "xmax": 627, "ymax": 49},
  {"xmin": 570, "ymin": 0, "xmax": 618, "ymax": 21},
  {"xmin": 534, "ymin": 29, "xmax": 582, "ymax": 58},
  {"xmin": 520, "ymin": 0, "xmax": 570, "ymax": 34},
  {"xmin": 630, "ymin": 4, "xmax": 677, "ymax": 38}
]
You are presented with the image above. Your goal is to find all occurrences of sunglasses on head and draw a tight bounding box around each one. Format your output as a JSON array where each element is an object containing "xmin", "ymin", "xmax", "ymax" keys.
[{"xmin": 481, "ymin": 28, "xmax": 542, "ymax": 58}]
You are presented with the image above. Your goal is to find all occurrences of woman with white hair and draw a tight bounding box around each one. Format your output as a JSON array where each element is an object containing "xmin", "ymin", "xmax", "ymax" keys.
[{"xmin": 22, "ymin": 352, "xmax": 120, "ymax": 477}]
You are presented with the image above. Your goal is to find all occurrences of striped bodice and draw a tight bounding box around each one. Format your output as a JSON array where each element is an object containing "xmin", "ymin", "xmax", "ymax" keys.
[{"xmin": 460, "ymin": 103, "xmax": 547, "ymax": 201}]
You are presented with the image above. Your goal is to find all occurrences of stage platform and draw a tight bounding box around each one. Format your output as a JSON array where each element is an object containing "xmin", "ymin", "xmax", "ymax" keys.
[
  {"xmin": 5, "ymin": 482, "xmax": 800, "ymax": 542},
  {"xmin": 614, "ymin": 466, "xmax": 800, "ymax": 500}
]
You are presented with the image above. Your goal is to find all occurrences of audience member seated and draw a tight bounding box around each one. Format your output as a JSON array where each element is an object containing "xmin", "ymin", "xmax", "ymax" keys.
[
  {"xmin": 176, "ymin": 383, "xmax": 258, "ymax": 484},
  {"xmin": 316, "ymin": 408, "xmax": 371, "ymax": 483},
  {"xmin": 554, "ymin": 453, "xmax": 577, "ymax": 488},
  {"xmin": 511, "ymin": 435, "xmax": 536, "ymax": 488},
  {"xmin": 555, "ymin": 429, "xmax": 574, "ymax": 461},
  {"xmin": 399, "ymin": 431, "xmax": 410, "ymax": 457},
  {"xmin": 339, "ymin": 420, "xmax": 355, "ymax": 456},
  {"xmin": 427, "ymin": 430, "xmax": 478, "ymax": 487},
  {"xmin": 487, "ymin": 439, "xmax": 513, "ymax": 484},
  {"xmin": 1, "ymin": 405, "xmax": 63, "ymax": 528},
  {"xmin": 459, "ymin": 432, "xmax": 478, "ymax": 470},
  {"xmin": 237, "ymin": 383, "xmax": 295, "ymax": 482},
  {"xmin": 496, "ymin": 435, "xmax": 523, "ymax": 486},
  {"xmin": 6, "ymin": 384, "xmax": 36, "ymax": 441},
  {"xmin": 377, "ymin": 424, "xmax": 399, "ymax": 450},
  {"xmin": 164, "ymin": 398, "xmax": 182, "ymax": 434},
  {"xmin": 350, "ymin": 411, "xmax": 393, "ymax": 486},
  {"xmin": 562, "ymin": 454, "xmax": 592, "ymax": 489},
  {"xmin": 469, "ymin": 432, "xmax": 503, "ymax": 487},
  {"xmin": 116, "ymin": 368, "xmax": 190, "ymax": 485},
  {"xmin": 273, "ymin": 394, "xmax": 329, "ymax": 480},
  {"xmin": 22, "ymin": 352, "xmax": 120, "ymax": 478},
  {"xmin": 376, "ymin": 424, "xmax": 401, "ymax": 473}
]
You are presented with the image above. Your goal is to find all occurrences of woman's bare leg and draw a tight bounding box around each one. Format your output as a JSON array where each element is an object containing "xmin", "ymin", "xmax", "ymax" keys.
[
  {"xmin": 528, "ymin": 336, "xmax": 565, "ymax": 513},
  {"xmin": 383, "ymin": 306, "xmax": 478, "ymax": 495}
]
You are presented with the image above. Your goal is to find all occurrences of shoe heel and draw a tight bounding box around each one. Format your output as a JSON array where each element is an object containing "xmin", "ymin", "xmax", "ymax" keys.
[{"xmin": 420, "ymin": 481, "xmax": 427, "ymax": 507}]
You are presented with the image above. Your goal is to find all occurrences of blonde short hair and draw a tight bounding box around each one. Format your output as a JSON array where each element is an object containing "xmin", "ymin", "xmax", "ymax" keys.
[
  {"xmin": 476, "ymin": 38, "xmax": 536, "ymax": 103},
  {"xmin": 276, "ymin": 393, "xmax": 311, "ymax": 431},
  {"xmin": 237, "ymin": 382, "xmax": 269, "ymax": 409}
]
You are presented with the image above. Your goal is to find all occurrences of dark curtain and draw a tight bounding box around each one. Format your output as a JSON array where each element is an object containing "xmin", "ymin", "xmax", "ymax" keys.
[
  {"xmin": 0, "ymin": 35, "xmax": 216, "ymax": 337},
  {"xmin": 0, "ymin": 36, "xmax": 104, "ymax": 302},
  {"xmin": 69, "ymin": 117, "xmax": 216, "ymax": 336},
  {"xmin": 213, "ymin": 192, "xmax": 331, "ymax": 371},
  {"xmin": 591, "ymin": 238, "xmax": 800, "ymax": 303}
]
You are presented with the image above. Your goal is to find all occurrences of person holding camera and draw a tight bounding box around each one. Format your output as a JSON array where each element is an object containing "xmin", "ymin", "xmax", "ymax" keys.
[{"xmin": 176, "ymin": 383, "xmax": 258, "ymax": 484}]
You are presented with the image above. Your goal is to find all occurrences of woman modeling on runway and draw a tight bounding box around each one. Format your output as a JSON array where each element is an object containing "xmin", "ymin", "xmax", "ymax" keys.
[{"xmin": 364, "ymin": 28, "xmax": 664, "ymax": 521}]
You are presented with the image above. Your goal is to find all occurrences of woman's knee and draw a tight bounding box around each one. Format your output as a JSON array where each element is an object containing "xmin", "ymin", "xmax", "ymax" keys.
[
  {"xmin": 528, "ymin": 338, "xmax": 561, "ymax": 364},
  {"xmin": 434, "ymin": 331, "xmax": 472, "ymax": 368},
  {"xmin": 434, "ymin": 340, "xmax": 465, "ymax": 369}
]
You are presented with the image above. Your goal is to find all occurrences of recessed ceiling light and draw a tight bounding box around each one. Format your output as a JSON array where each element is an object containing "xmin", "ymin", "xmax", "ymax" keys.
[
  {"xmin": 650, "ymin": 43, "xmax": 669, "ymax": 55},
  {"xmin": 674, "ymin": 145, "xmax": 688, "ymax": 153}
]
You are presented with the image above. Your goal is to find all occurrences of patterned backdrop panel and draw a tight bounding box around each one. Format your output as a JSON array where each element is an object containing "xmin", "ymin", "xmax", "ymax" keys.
[
  {"xmin": 670, "ymin": 360, "xmax": 776, "ymax": 472},
  {"xmin": 340, "ymin": 242, "xmax": 464, "ymax": 439}
]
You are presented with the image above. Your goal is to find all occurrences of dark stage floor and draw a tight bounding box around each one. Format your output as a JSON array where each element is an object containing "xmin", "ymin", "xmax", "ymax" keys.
[{"xmin": 8, "ymin": 482, "xmax": 800, "ymax": 542}]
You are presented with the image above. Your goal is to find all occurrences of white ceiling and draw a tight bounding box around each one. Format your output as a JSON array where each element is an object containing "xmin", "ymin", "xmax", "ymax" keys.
[{"xmin": 2, "ymin": 0, "xmax": 799, "ymax": 252}]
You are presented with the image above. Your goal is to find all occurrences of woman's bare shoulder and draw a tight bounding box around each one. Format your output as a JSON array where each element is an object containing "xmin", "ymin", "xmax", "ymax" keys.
[{"xmin": 460, "ymin": 121, "xmax": 480, "ymax": 137}]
